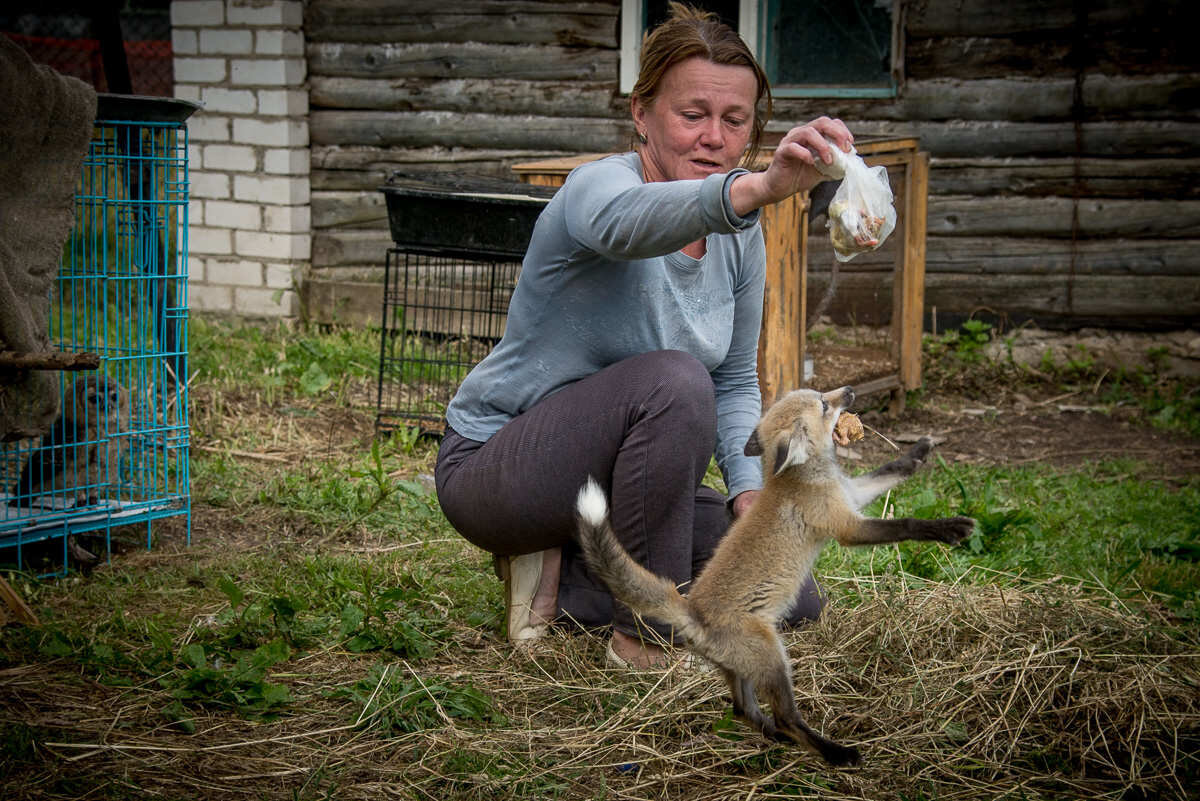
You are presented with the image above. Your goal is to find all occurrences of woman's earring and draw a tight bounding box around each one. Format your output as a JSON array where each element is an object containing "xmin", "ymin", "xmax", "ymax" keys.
[{"xmin": 637, "ymin": 130, "xmax": 647, "ymax": 144}]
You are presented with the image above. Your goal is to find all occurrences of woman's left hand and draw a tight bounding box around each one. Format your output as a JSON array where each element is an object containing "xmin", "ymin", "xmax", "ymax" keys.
[{"xmin": 730, "ymin": 117, "xmax": 854, "ymax": 215}]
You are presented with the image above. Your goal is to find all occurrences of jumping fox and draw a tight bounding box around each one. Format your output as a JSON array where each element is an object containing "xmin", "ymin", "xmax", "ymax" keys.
[{"xmin": 575, "ymin": 386, "xmax": 976, "ymax": 766}]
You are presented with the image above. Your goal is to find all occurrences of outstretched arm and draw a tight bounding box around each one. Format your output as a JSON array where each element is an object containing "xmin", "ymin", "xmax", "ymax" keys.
[{"xmin": 729, "ymin": 117, "xmax": 854, "ymax": 216}]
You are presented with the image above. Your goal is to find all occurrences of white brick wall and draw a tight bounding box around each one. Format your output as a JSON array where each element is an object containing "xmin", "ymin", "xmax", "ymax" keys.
[
  {"xmin": 262, "ymin": 147, "xmax": 308, "ymax": 175},
  {"xmin": 200, "ymin": 28, "xmax": 253, "ymax": 54},
  {"xmin": 173, "ymin": 0, "xmax": 309, "ymax": 319},
  {"xmin": 203, "ymin": 144, "xmax": 257, "ymax": 172},
  {"xmin": 201, "ymin": 87, "xmax": 257, "ymax": 115}
]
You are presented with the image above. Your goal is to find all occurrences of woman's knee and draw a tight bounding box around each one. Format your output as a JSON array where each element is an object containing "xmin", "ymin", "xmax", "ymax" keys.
[{"xmin": 640, "ymin": 350, "xmax": 716, "ymax": 424}]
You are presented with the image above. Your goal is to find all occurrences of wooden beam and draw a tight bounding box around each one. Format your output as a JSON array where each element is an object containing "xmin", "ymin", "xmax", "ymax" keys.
[
  {"xmin": 899, "ymin": 152, "xmax": 929, "ymax": 390},
  {"xmin": 309, "ymin": 110, "xmax": 626, "ymax": 152},
  {"xmin": 305, "ymin": 0, "xmax": 618, "ymax": 47},
  {"xmin": 0, "ymin": 351, "xmax": 101, "ymax": 371},
  {"xmin": 307, "ymin": 41, "xmax": 618, "ymax": 81},
  {"xmin": 756, "ymin": 193, "xmax": 806, "ymax": 407}
]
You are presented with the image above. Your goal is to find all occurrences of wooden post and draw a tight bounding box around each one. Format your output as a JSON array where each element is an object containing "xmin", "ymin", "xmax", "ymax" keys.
[
  {"xmin": 756, "ymin": 192, "xmax": 806, "ymax": 408},
  {"xmin": 890, "ymin": 165, "xmax": 908, "ymax": 368},
  {"xmin": 898, "ymin": 151, "xmax": 929, "ymax": 391}
]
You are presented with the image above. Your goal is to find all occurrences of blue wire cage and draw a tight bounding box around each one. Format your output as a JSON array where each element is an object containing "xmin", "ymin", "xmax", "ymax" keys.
[{"xmin": 0, "ymin": 94, "xmax": 197, "ymax": 574}]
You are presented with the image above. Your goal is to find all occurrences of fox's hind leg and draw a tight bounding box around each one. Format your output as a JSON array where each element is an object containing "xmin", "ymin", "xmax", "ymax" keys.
[
  {"xmin": 721, "ymin": 668, "xmax": 775, "ymax": 737},
  {"xmin": 731, "ymin": 618, "xmax": 862, "ymax": 766},
  {"xmin": 760, "ymin": 666, "xmax": 861, "ymax": 766}
]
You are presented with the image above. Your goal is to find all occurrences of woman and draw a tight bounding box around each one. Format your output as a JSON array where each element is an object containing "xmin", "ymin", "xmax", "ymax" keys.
[{"xmin": 435, "ymin": 4, "xmax": 855, "ymax": 668}]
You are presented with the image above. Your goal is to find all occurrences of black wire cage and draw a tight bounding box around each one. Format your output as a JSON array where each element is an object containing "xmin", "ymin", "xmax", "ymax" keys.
[{"xmin": 376, "ymin": 174, "xmax": 557, "ymax": 436}]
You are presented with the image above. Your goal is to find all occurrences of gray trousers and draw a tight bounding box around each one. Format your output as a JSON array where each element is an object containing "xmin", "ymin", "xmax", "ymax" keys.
[{"xmin": 435, "ymin": 350, "xmax": 824, "ymax": 641}]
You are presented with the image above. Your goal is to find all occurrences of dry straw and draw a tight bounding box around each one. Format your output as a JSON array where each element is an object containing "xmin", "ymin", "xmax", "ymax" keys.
[{"xmin": 13, "ymin": 572, "xmax": 1199, "ymax": 800}]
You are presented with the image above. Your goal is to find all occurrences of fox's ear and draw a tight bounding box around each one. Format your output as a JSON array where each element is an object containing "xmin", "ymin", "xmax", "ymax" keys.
[
  {"xmin": 744, "ymin": 429, "xmax": 763, "ymax": 456},
  {"xmin": 773, "ymin": 424, "xmax": 810, "ymax": 476}
]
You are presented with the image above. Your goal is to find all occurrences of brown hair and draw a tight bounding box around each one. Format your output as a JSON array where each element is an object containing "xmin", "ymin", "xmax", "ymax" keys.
[{"xmin": 632, "ymin": 2, "xmax": 773, "ymax": 168}]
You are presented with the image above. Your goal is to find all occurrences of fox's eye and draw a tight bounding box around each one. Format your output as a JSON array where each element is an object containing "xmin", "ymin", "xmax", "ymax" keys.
[{"xmin": 821, "ymin": 399, "xmax": 829, "ymax": 413}]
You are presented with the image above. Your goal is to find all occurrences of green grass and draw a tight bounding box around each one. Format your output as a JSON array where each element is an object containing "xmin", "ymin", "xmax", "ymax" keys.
[
  {"xmin": 820, "ymin": 457, "xmax": 1200, "ymax": 621},
  {"xmin": 189, "ymin": 316, "xmax": 380, "ymax": 401}
]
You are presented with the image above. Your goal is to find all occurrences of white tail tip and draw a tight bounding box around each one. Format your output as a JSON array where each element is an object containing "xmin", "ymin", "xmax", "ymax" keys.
[{"xmin": 576, "ymin": 477, "xmax": 608, "ymax": 526}]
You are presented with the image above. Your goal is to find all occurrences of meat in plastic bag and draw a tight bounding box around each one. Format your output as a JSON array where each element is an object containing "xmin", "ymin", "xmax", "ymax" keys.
[{"xmin": 814, "ymin": 142, "xmax": 897, "ymax": 262}]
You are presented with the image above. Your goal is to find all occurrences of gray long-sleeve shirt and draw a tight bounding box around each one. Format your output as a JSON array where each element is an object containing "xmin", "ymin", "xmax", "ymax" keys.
[{"xmin": 445, "ymin": 152, "xmax": 766, "ymax": 498}]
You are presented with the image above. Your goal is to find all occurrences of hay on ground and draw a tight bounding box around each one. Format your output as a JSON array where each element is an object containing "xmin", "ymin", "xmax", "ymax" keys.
[{"xmin": 5, "ymin": 575, "xmax": 1197, "ymax": 800}]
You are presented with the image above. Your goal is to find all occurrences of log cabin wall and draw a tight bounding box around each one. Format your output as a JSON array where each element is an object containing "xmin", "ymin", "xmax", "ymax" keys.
[{"xmin": 304, "ymin": 0, "xmax": 1200, "ymax": 331}]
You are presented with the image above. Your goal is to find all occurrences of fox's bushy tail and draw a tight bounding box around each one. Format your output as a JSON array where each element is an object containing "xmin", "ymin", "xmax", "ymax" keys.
[{"xmin": 574, "ymin": 477, "xmax": 702, "ymax": 643}]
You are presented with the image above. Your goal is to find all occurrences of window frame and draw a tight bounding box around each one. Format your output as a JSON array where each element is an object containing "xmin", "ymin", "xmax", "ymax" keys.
[{"xmin": 618, "ymin": 0, "xmax": 903, "ymax": 99}]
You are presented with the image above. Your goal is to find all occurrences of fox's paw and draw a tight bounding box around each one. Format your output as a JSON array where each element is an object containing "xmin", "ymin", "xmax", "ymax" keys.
[
  {"xmin": 908, "ymin": 436, "xmax": 934, "ymax": 465},
  {"xmin": 936, "ymin": 516, "xmax": 976, "ymax": 546},
  {"xmin": 823, "ymin": 741, "xmax": 862, "ymax": 767}
]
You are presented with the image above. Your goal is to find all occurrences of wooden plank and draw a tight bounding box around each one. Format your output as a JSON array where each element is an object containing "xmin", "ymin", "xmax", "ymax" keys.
[
  {"xmin": 770, "ymin": 76, "xmax": 1200, "ymax": 125},
  {"xmin": 804, "ymin": 236, "xmax": 1200, "ymax": 278},
  {"xmin": 763, "ymin": 119, "xmax": 1200, "ymax": 159},
  {"xmin": 309, "ymin": 76, "xmax": 620, "ymax": 116},
  {"xmin": 301, "ymin": 276, "xmax": 388, "ymax": 327},
  {"xmin": 907, "ymin": 1, "xmax": 1172, "ymax": 37},
  {"xmin": 313, "ymin": 144, "xmax": 577, "ymax": 171},
  {"xmin": 512, "ymin": 152, "xmax": 609, "ymax": 179},
  {"xmin": 805, "ymin": 271, "xmax": 1200, "ymax": 329},
  {"xmin": 301, "ymin": 275, "xmax": 514, "ymax": 333},
  {"xmin": 929, "ymin": 157, "xmax": 1200, "ymax": 199},
  {"xmin": 926, "ymin": 196, "xmax": 1200, "ymax": 239},
  {"xmin": 306, "ymin": 0, "xmax": 618, "ymax": 47},
  {"xmin": 889, "ymin": 75, "xmax": 1200, "ymax": 122},
  {"xmin": 307, "ymin": 41, "xmax": 618, "ymax": 81},
  {"xmin": 311, "ymin": 190, "xmax": 389, "ymax": 229},
  {"xmin": 825, "ymin": 120, "xmax": 1200, "ymax": 159},
  {"xmin": 924, "ymin": 237, "xmax": 1200, "ymax": 276},
  {"xmin": 312, "ymin": 229, "xmax": 394, "ymax": 267},
  {"xmin": 905, "ymin": 34, "xmax": 1197, "ymax": 80},
  {"xmin": 853, "ymin": 374, "xmax": 901, "ymax": 398},
  {"xmin": 311, "ymin": 145, "xmax": 577, "ymax": 190},
  {"xmin": 925, "ymin": 273, "xmax": 1200, "ymax": 324},
  {"xmin": 310, "ymin": 110, "xmax": 626, "ymax": 152}
]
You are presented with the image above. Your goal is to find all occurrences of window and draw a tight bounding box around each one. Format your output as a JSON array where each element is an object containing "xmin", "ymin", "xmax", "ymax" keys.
[{"xmin": 620, "ymin": 0, "xmax": 900, "ymax": 98}]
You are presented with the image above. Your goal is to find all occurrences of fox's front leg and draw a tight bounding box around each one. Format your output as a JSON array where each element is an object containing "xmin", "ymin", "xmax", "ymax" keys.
[
  {"xmin": 836, "ymin": 514, "xmax": 975, "ymax": 547},
  {"xmin": 843, "ymin": 437, "xmax": 934, "ymax": 509}
]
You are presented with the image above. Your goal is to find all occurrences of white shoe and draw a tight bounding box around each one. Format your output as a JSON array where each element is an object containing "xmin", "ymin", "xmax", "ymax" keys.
[{"xmin": 495, "ymin": 551, "xmax": 547, "ymax": 643}]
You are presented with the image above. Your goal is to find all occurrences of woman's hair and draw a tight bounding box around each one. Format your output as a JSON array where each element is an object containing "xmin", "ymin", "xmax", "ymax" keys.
[{"xmin": 632, "ymin": 2, "xmax": 773, "ymax": 168}]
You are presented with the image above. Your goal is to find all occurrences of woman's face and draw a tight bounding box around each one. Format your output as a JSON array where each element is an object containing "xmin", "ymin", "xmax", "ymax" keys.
[{"xmin": 632, "ymin": 57, "xmax": 758, "ymax": 183}]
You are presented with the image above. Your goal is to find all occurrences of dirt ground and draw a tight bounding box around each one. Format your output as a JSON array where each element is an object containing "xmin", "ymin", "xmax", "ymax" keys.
[
  {"xmin": 851, "ymin": 384, "xmax": 1200, "ymax": 484},
  {"xmin": 807, "ymin": 327, "xmax": 1200, "ymax": 485}
]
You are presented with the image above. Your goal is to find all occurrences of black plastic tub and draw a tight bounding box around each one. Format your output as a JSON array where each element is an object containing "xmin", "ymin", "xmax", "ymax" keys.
[{"xmin": 381, "ymin": 172, "xmax": 558, "ymax": 259}]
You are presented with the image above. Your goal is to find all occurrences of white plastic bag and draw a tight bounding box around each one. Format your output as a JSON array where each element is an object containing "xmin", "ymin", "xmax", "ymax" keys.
[{"xmin": 814, "ymin": 142, "xmax": 897, "ymax": 262}]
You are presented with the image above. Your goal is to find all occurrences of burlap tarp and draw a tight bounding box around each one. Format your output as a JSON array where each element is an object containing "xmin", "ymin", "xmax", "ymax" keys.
[{"xmin": 0, "ymin": 34, "xmax": 97, "ymax": 441}]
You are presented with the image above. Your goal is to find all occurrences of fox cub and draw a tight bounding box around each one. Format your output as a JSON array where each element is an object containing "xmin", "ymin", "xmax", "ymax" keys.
[{"xmin": 575, "ymin": 386, "xmax": 976, "ymax": 766}]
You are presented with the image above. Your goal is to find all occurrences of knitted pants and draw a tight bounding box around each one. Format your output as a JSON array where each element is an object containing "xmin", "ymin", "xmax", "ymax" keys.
[{"xmin": 435, "ymin": 350, "xmax": 823, "ymax": 641}]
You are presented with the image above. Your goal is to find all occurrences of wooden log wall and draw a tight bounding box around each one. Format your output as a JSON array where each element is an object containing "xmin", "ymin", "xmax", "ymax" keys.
[{"xmin": 305, "ymin": 0, "xmax": 1200, "ymax": 330}]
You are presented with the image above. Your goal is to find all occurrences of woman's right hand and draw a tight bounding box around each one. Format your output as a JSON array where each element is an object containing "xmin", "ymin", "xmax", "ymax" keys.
[{"xmin": 730, "ymin": 117, "xmax": 854, "ymax": 215}]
